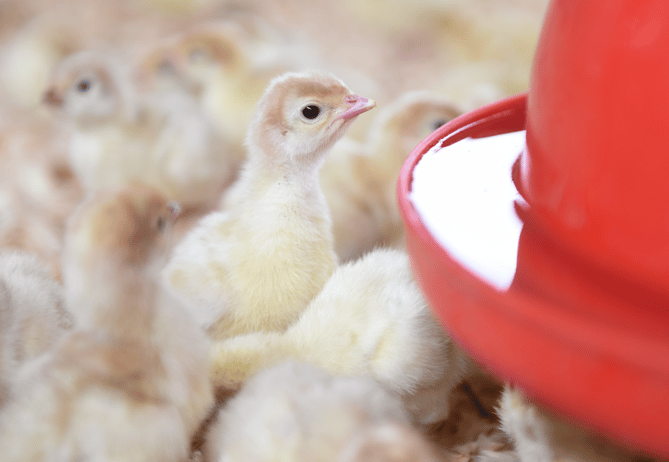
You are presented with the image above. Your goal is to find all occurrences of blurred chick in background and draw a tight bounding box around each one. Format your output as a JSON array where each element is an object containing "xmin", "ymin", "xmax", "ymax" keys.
[
  {"xmin": 0, "ymin": 185, "xmax": 213, "ymax": 462},
  {"xmin": 319, "ymin": 90, "xmax": 461, "ymax": 261},
  {"xmin": 161, "ymin": 16, "xmax": 315, "ymax": 161},
  {"xmin": 0, "ymin": 18, "xmax": 79, "ymax": 109},
  {"xmin": 42, "ymin": 49, "xmax": 236, "ymax": 210},
  {"xmin": 0, "ymin": 111, "xmax": 84, "ymax": 280},
  {"xmin": 498, "ymin": 387, "xmax": 656, "ymax": 462},
  {"xmin": 203, "ymin": 361, "xmax": 443, "ymax": 462},
  {"xmin": 0, "ymin": 250, "xmax": 70, "ymax": 407},
  {"xmin": 210, "ymin": 248, "xmax": 470, "ymax": 425},
  {"xmin": 0, "ymin": 0, "xmax": 181, "ymax": 109},
  {"xmin": 164, "ymin": 70, "xmax": 375, "ymax": 340}
]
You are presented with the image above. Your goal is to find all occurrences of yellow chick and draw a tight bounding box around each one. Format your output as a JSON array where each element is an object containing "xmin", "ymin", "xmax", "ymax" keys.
[
  {"xmin": 133, "ymin": 35, "xmax": 198, "ymax": 96},
  {"xmin": 209, "ymin": 247, "xmax": 470, "ymax": 425},
  {"xmin": 165, "ymin": 17, "xmax": 323, "ymax": 157},
  {"xmin": 319, "ymin": 90, "xmax": 461, "ymax": 261},
  {"xmin": 0, "ymin": 250, "xmax": 70, "ymax": 406},
  {"xmin": 202, "ymin": 360, "xmax": 428, "ymax": 462},
  {"xmin": 0, "ymin": 185, "xmax": 213, "ymax": 462},
  {"xmin": 42, "ymin": 49, "xmax": 236, "ymax": 210},
  {"xmin": 498, "ymin": 386, "xmax": 657, "ymax": 462},
  {"xmin": 166, "ymin": 21, "xmax": 278, "ymax": 152},
  {"xmin": 0, "ymin": 17, "xmax": 78, "ymax": 108},
  {"xmin": 163, "ymin": 70, "xmax": 375, "ymax": 340}
]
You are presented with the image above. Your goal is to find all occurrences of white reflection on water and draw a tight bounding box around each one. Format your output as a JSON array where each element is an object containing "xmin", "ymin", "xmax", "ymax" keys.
[{"xmin": 410, "ymin": 130, "xmax": 526, "ymax": 291}]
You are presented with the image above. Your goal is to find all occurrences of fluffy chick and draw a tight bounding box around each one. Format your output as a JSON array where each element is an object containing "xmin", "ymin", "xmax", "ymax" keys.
[
  {"xmin": 42, "ymin": 50, "xmax": 234, "ymax": 209},
  {"xmin": 318, "ymin": 90, "xmax": 461, "ymax": 261},
  {"xmin": 0, "ymin": 185, "xmax": 213, "ymax": 462},
  {"xmin": 210, "ymin": 247, "xmax": 470, "ymax": 425},
  {"xmin": 0, "ymin": 110, "xmax": 84, "ymax": 280},
  {"xmin": 498, "ymin": 386, "xmax": 656, "ymax": 462},
  {"xmin": 203, "ymin": 360, "xmax": 437, "ymax": 462},
  {"xmin": 164, "ymin": 70, "xmax": 375, "ymax": 340},
  {"xmin": 0, "ymin": 17, "xmax": 78, "ymax": 108},
  {"xmin": 0, "ymin": 250, "xmax": 70, "ymax": 406},
  {"xmin": 337, "ymin": 422, "xmax": 446, "ymax": 462},
  {"xmin": 165, "ymin": 19, "xmax": 293, "ymax": 161}
]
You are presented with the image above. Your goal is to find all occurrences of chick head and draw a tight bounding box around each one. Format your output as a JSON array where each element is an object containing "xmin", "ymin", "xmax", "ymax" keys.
[
  {"xmin": 133, "ymin": 40, "xmax": 186, "ymax": 94},
  {"xmin": 171, "ymin": 26, "xmax": 246, "ymax": 88},
  {"xmin": 371, "ymin": 91, "xmax": 461, "ymax": 161},
  {"xmin": 42, "ymin": 50, "xmax": 133, "ymax": 123},
  {"xmin": 249, "ymin": 70, "xmax": 376, "ymax": 165},
  {"xmin": 65, "ymin": 184, "xmax": 180, "ymax": 271}
]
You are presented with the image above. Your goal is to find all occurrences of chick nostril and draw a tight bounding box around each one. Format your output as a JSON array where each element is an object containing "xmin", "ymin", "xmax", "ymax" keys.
[{"xmin": 345, "ymin": 95, "xmax": 359, "ymax": 104}]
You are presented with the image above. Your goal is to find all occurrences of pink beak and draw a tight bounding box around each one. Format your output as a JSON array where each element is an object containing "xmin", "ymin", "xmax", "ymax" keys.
[
  {"xmin": 335, "ymin": 94, "xmax": 376, "ymax": 121},
  {"xmin": 167, "ymin": 201, "xmax": 182, "ymax": 222}
]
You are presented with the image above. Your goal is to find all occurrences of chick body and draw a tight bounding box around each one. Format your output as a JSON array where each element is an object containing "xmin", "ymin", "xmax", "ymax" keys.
[
  {"xmin": 44, "ymin": 50, "xmax": 234, "ymax": 209},
  {"xmin": 203, "ymin": 361, "xmax": 439, "ymax": 462},
  {"xmin": 0, "ymin": 250, "xmax": 69, "ymax": 406},
  {"xmin": 210, "ymin": 247, "xmax": 470, "ymax": 425},
  {"xmin": 498, "ymin": 386, "xmax": 657, "ymax": 462},
  {"xmin": 0, "ymin": 185, "xmax": 213, "ymax": 461},
  {"xmin": 0, "ymin": 111, "xmax": 83, "ymax": 280},
  {"xmin": 164, "ymin": 70, "xmax": 375, "ymax": 340}
]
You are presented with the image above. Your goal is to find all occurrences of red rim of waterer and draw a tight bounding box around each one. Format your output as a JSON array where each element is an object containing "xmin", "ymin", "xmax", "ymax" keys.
[{"xmin": 397, "ymin": 92, "xmax": 669, "ymax": 458}]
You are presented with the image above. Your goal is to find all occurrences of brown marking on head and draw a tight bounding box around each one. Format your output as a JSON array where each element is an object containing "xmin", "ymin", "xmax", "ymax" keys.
[
  {"xmin": 370, "ymin": 92, "xmax": 462, "ymax": 165},
  {"xmin": 134, "ymin": 46, "xmax": 178, "ymax": 89},
  {"xmin": 68, "ymin": 184, "xmax": 178, "ymax": 267},
  {"xmin": 47, "ymin": 54, "xmax": 116, "ymax": 99},
  {"xmin": 253, "ymin": 71, "xmax": 352, "ymax": 139},
  {"xmin": 43, "ymin": 51, "xmax": 128, "ymax": 122},
  {"xmin": 178, "ymin": 30, "xmax": 243, "ymax": 71},
  {"xmin": 384, "ymin": 93, "xmax": 461, "ymax": 138}
]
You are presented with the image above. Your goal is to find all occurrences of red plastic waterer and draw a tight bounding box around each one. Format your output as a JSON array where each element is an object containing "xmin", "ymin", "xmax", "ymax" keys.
[{"xmin": 398, "ymin": 0, "xmax": 669, "ymax": 457}]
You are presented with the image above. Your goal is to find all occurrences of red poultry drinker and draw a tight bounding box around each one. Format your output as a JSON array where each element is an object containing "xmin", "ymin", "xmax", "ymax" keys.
[{"xmin": 398, "ymin": 0, "xmax": 669, "ymax": 457}]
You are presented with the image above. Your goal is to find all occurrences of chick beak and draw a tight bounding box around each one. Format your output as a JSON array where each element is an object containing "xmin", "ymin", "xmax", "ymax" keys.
[
  {"xmin": 43, "ymin": 87, "xmax": 63, "ymax": 107},
  {"xmin": 335, "ymin": 94, "xmax": 376, "ymax": 121},
  {"xmin": 167, "ymin": 201, "xmax": 182, "ymax": 224}
]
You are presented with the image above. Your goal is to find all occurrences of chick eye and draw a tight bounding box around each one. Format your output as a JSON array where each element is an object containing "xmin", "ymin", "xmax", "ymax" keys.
[
  {"xmin": 156, "ymin": 216, "xmax": 167, "ymax": 232},
  {"xmin": 301, "ymin": 105, "xmax": 321, "ymax": 120},
  {"xmin": 77, "ymin": 79, "xmax": 91, "ymax": 93},
  {"xmin": 432, "ymin": 119, "xmax": 447, "ymax": 131}
]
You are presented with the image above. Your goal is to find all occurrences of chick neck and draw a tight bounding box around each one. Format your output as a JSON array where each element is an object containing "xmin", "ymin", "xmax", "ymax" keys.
[
  {"xmin": 240, "ymin": 128, "xmax": 331, "ymax": 200},
  {"xmin": 64, "ymin": 254, "xmax": 162, "ymax": 343}
]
